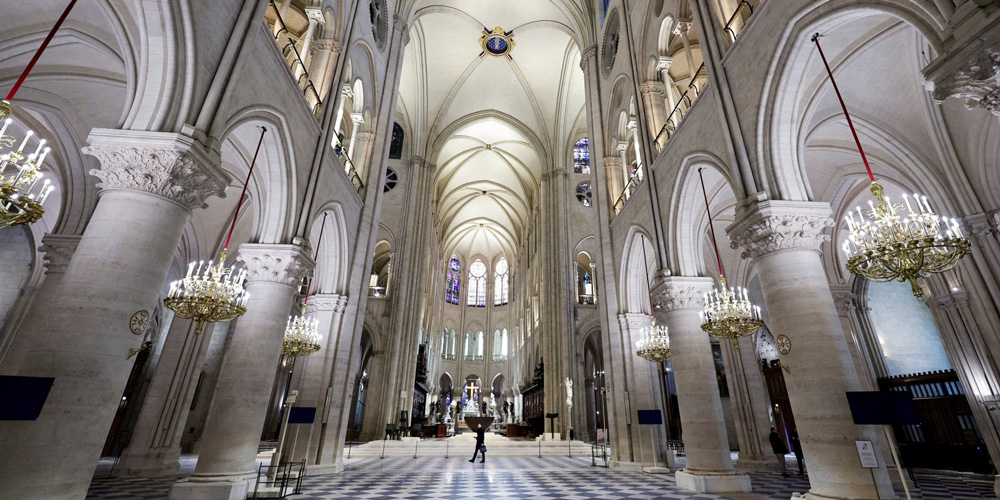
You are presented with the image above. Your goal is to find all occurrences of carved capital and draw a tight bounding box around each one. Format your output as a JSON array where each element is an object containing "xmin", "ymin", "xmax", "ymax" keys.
[
  {"xmin": 312, "ymin": 39, "xmax": 340, "ymax": 52},
  {"xmin": 393, "ymin": 13, "xmax": 409, "ymax": 35},
  {"xmin": 409, "ymin": 156, "xmax": 436, "ymax": 172},
  {"xmin": 673, "ymin": 21, "xmax": 692, "ymax": 37},
  {"xmin": 39, "ymin": 234, "xmax": 81, "ymax": 275},
  {"xmin": 540, "ymin": 169, "xmax": 568, "ymax": 182},
  {"xmin": 355, "ymin": 131, "xmax": 376, "ymax": 144},
  {"xmin": 83, "ymin": 130, "xmax": 228, "ymax": 212},
  {"xmin": 640, "ymin": 81, "xmax": 667, "ymax": 97},
  {"xmin": 651, "ymin": 276, "xmax": 714, "ymax": 313},
  {"xmin": 962, "ymin": 212, "xmax": 998, "ymax": 241},
  {"xmin": 930, "ymin": 47, "xmax": 1000, "ymax": 116},
  {"xmin": 237, "ymin": 243, "xmax": 315, "ymax": 287},
  {"xmin": 617, "ymin": 312, "xmax": 652, "ymax": 332},
  {"xmin": 580, "ymin": 44, "xmax": 599, "ymax": 67},
  {"xmin": 828, "ymin": 283, "xmax": 856, "ymax": 316},
  {"xmin": 656, "ymin": 56, "xmax": 673, "ymax": 72},
  {"xmin": 305, "ymin": 6, "xmax": 324, "ymax": 24},
  {"xmin": 932, "ymin": 290, "xmax": 970, "ymax": 310},
  {"xmin": 307, "ymin": 293, "xmax": 349, "ymax": 314},
  {"xmin": 603, "ymin": 156, "xmax": 622, "ymax": 169},
  {"xmin": 728, "ymin": 200, "xmax": 833, "ymax": 259}
]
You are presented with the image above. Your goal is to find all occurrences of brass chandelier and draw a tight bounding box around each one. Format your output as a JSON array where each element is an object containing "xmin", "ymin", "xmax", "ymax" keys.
[
  {"xmin": 282, "ymin": 213, "xmax": 327, "ymax": 358},
  {"xmin": 813, "ymin": 34, "xmax": 970, "ymax": 298},
  {"xmin": 635, "ymin": 234, "xmax": 671, "ymax": 362},
  {"xmin": 696, "ymin": 168, "xmax": 764, "ymax": 344},
  {"xmin": 0, "ymin": 0, "xmax": 77, "ymax": 228},
  {"xmin": 165, "ymin": 127, "xmax": 268, "ymax": 334}
]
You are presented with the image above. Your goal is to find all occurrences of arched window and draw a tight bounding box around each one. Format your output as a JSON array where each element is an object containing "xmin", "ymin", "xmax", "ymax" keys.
[
  {"xmin": 493, "ymin": 329, "xmax": 509, "ymax": 361},
  {"xmin": 573, "ymin": 138, "xmax": 590, "ymax": 174},
  {"xmin": 502, "ymin": 328, "xmax": 509, "ymax": 357},
  {"xmin": 477, "ymin": 331, "xmax": 484, "ymax": 360},
  {"xmin": 576, "ymin": 182, "xmax": 592, "ymax": 206},
  {"xmin": 493, "ymin": 257, "xmax": 509, "ymax": 306},
  {"xmin": 446, "ymin": 255, "xmax": 461, "ymax": 304},
  {"xmin": 464, "ymin": 332, "xmax": 474, "ymax": 360},
  {"xmin": 441, "ymin": 329, "xmax": 456, "ymax": 360},
  {"xmin": 389, "ymin": 122, "xmax": 404, "ymax": 159},
  {"xmin": 467, "ymin": 259, "xmax": 487, "ymax": 307}
]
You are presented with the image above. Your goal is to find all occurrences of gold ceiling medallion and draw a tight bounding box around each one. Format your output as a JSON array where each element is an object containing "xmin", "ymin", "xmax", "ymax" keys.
[
  {"xmin": 479, "ymin": 27, "xmax": 515, "ymax": 60},
  {"xmin": 129, "ymin": 310, "xmax": 150, "ymax": 335},
  {"xmin": 776, "ymin": 334, "xmax": 791, "ymax": 355}
]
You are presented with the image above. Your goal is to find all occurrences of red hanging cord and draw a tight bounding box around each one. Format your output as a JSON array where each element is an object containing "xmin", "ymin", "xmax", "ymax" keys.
[
  {"xmin": 812, "ymin": 33, "xmax": 876, "ymax": 182},
  {"xmin": 223, "ymin": 127, "xmax": 267, "ymax": 250},
  {"xmin": 640, "ymin": 234, "xmax": 655, "ymax": 314},
  {"xmin": 698, "ymin": 168, "xmax": 725, "ymax": 279},
  {"xmin": 302, "ymin": 212, "xmax": 328, "ymax": 306},
  {"xmin": 6, "ymin": 0, "xmax": 78, "ymax": 101}
]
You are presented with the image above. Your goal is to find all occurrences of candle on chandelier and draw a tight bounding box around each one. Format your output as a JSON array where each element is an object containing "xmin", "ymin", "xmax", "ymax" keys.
[{"xmin": 17, "ymin": 130, "xmax": 33, "ymax": 152}]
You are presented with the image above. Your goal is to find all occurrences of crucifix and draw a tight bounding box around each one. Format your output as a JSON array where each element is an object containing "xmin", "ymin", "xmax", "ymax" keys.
[{"xmin": 466, "ymin": 382, "xmax": 479, "ymax": 401}]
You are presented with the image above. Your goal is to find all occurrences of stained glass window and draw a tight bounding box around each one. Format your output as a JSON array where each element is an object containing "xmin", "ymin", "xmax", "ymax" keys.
[
  {"xmin": 576, "ymin": 182, "xmax": 592, "ymax": 207},
  {"xmin": 573, "ymin": 138, "xmax": 590, "ymax": 174},
  {"xmin": 389, "ymin": 123, "xmax": 403, "ymax": 159},
  {"xmin": 494, "ymin": 257, "xmax": 509, "ymax": 306},
  {"xmin": 446, "ymin": 255, "xmax": 461, "ymax": 305},
  {"xmin": 467, "ymin": 259, "xmax": 487, "ymax": 307}
]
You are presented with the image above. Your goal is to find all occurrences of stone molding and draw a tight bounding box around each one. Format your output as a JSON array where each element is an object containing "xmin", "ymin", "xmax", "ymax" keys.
[
  {"xmin": 963, "ymin": 212, "xmax": 998, "ymax": 241},
  {"xmin": 355, "ymin": 131, "xmax": 376, "ymax": 143},
  {"xmin": 651, "ymin": 276, "xmax": 714, "ymax": 312},
  {"xmin": 603, "ymin": 156, "xmax": 622, "ymax": 168},
  {"xmin": 83, "ymin": 129, "xmax": 229, "ymax": 212},
  {"xmin": 409, "ymin": 156, "xmax": 436, "ymax": 172},
  {"xmin": 307, "ymin": 294, "xmax": 349, "ymax": 314},
  {"xmin": 312, "ymin": 39, "xmax": 340, "ymax": 52},
  {"xmin": 727, "ymin": 200, "xmax": 833, "ymax": 259},
  {"xmin": 39, "ymin": 234, "xmax": 82, "ymax": 275},
  {"xmin": 828, "ymin": 284, "xmax": 857, "ymax": 316},
  {"xmin": 580, "ymin": 44, "xmax": 599, "ymax": 66},
  {"xmin": 930, "ymin": 47, "xmax": 1000, "ymax": 116},
  {"xmin": 237, "ymin": 243, "xmax": 315, "ymax": 287}
]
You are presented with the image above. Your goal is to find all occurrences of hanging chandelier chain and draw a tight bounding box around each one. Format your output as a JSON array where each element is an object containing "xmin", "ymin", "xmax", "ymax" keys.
[
  {"xmin": 812, "ymin": 33, "xmax": 875, "ymax": 183},
  {"xmin": 698, "ymin": 167, "xmax": 724, "ymax": 279},
  {"xmin": 302, "ymin": 212, "xmax": 328, "ymax": 306},
  {"xmin": 224, "ymin": 126, "xmax": 268, "ymax": 251},
  {"xmin": 5, "ymin": 0, "xmax": 78, "ymax": 104}
]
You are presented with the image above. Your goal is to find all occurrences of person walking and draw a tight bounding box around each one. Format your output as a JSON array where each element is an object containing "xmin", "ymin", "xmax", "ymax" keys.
[
  {"xmin": 469, "ymin": 423, "xmax": 487, "ymax": 463},
  {"xmin": 769, "ymin": 427, "xmax": 789, "ymax": 477},
  {"xmin": 790, "ymin": 430, "xmax": 805, "ymax": 475}
]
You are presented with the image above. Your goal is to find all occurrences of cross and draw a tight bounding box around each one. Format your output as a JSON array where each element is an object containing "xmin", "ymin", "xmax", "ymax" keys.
[{"xmin": 466, "ymin": 382, "xmax": 479, "ymax": 401}]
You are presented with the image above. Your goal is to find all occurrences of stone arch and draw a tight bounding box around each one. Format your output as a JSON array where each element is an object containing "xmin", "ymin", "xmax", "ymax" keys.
[
  {"xmin": 758, "ymin": 1, "xmax": 946, "ymax": 202},
  {"xmin": 666, "ymin": 152, "xmax": 738, "ymax": 277},
  {"xmin": 307, "ymin": 203, "xmax": 350, "ymax": 295},
  {"xmin": 619, "ymin": 226, "xmax": 656, "ymax": 314}
]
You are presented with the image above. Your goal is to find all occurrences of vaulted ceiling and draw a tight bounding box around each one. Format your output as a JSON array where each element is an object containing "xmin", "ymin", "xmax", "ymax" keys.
[{"xmin": 397, "ymin": 1, "xmax": 587, "ymax": 262}]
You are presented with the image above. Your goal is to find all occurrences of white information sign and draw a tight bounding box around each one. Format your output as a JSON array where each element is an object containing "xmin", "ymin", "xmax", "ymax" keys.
[{"xmin": 855, "ymin": 440, "xmax": 879, "ymax": 468}]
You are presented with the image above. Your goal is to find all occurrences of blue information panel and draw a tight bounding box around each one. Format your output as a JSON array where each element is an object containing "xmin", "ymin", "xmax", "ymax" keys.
[
  {"xmin": 288, "ymin": 407, "xmax": 317, "ymax": 424},
  {"xmin": 636, "ymin": 409, "xmax": 662, "ymax": 426}
]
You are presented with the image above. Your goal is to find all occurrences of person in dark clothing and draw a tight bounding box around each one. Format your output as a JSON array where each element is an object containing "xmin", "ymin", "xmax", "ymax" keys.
[
  {"xmin": 470, "ymin": 424, "xmax": 487, "ymax": 463},
  {"xmin": 789, "ymin": 430, "xmax": 804, "ymax": 475},
  {"xmin": 769, "ymin": 427, "xmax": 789, "ymax": 477}
]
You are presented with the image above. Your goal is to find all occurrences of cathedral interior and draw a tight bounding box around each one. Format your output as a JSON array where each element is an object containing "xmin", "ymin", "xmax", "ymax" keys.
[{"xmin": 1, "ymin": 1, "xmax": 1000, "ymax": 499}]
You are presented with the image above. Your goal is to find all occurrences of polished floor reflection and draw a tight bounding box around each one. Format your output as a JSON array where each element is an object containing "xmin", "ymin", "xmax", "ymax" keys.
[{"xmin": 87, "ymin": 456, "xmax": 995, "ymax": 500}]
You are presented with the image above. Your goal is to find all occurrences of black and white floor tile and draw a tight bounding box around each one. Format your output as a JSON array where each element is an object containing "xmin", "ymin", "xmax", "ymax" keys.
[{"xmin": 87, "ymin": 456, "xmax": 996, "ymax": 500}]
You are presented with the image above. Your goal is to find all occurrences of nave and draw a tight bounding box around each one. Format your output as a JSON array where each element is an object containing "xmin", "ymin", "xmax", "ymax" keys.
[{"xmin": 87, "ymin": 455, "xmax": 995, "ymax": 500}]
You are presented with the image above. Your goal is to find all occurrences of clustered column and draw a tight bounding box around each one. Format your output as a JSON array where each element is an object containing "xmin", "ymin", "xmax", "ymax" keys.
[
  {"xmin": 728, "ymin": 200, "xmax": 895, "ymax": 499},
  {"xmin": 170, "ymin": 243, "xmax": 313, "ymax": 500},
  {"xmin": 653, "ymin": 276, "xmax": 751, "ymax": 493}
]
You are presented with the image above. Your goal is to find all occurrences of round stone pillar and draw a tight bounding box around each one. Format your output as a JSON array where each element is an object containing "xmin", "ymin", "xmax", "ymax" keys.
[
  {"xmin": 653, "ymin": 276, "xmax": 751, "ymax": 493},
  {"xmin": 729, "ymin": 200, "xmax": 895, "ymax": 500},
  {"xmin": 0, "ymin": 130, "xmax": 227, "ymax": 500},
  {"xmin": 169, "ymin": 243, "xmax": 313, "ymax": 500}
]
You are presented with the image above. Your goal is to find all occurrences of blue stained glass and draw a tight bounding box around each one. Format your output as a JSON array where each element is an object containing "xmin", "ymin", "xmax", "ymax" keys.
[
  {"xmin": 446, "ymin": 255, "xmax": 462, "ymax": 304},
  {"xmin": 574, "ymin": 138, "xmax": 590, "ymax": 174}
]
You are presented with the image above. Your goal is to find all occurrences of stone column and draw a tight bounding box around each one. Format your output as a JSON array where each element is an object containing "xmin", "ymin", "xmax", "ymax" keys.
[
  {"xmin": 616, "ymin": 313, "xmax": 669, "ymax": 467},
  {"xmin": 0, "ymin": 233, "xmax": 80, "ymax": 364},
  {"xmin": 285, "ymin": 294, "xmax": 354, "ymax": 472},
  {"xmin": 728, "ymin": 200, "xmax": 894, "ymax": 499},
  {"xmin": 293, "ymin": 7, "xmax": 323, "ymax": 81},
  {"xmin": 169, "ymin": 243, "xmax": 312, "ymax": 500},
  {"xmin": 640, "ymin": 81, "xmax": 668, "ymax": 147},
  {"xmin": 654, "ymin": 276, "xmax": 751, "ymax": 492},
  {"xmin": 656, "ymin": 56, "xmax": 677, "ymax": 116},
  {"xmin": 0, "ymin": 130, "xmax": 227, "ymax": 500},
  {"xmin": 720, "ymin": 333, "xmax": 775, "ymax": 469},
  {"xmin": 604, "ymin": 157, "xmax": 623, "ymax": 211},
  {"xmin": 115, "ymin": 318, "xmax": 214, "ymax": 476},
  {"xmin": 674, "ymin": 21, "xmax": 698, "ymax": 83}
]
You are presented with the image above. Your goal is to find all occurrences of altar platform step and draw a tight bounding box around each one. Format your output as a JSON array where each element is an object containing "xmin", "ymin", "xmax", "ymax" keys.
[{"xmin": 345, "ymin": 434, "xmax": 592, "ymax": 458}]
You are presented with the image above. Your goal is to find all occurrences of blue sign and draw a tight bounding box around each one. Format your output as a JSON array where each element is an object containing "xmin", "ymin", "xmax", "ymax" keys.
[{"xmin": 636, "ymin": 409, "xmax": 662, "ymax": 425}]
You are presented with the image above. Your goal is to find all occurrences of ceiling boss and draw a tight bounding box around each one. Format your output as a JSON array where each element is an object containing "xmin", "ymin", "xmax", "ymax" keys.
[{"xmin": 479, "ymin": 26, "xmax": 515, "ymax": 60}]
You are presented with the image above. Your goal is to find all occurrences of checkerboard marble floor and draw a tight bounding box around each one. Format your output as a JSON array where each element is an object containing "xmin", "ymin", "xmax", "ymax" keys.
[{"xmin": 88, "ymin": 456, "xmax": 997, "ymax": 500}]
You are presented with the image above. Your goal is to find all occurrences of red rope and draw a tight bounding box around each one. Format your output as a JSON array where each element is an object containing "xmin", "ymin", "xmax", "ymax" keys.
[
  {"xmin": 224, "ymin": 127, "xmax": 267, "ymax": 250},
  {"xmin": 302, "ymin": 212, "xmax": 328, "ymax": 305},
  {"xmin": 698, "ymin": 168, "xmax": 724, "ymax": 278},
  {"xmin": 6, "ymin": 0, "xmax": 78, "ymax": 101},
  {"xmin": 812, "ymin": 34, "xmax": 875, "ymax": 182},
  {"xmin": 640, "ymin": 234, "xmax": 655, "ymax": 314}
]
